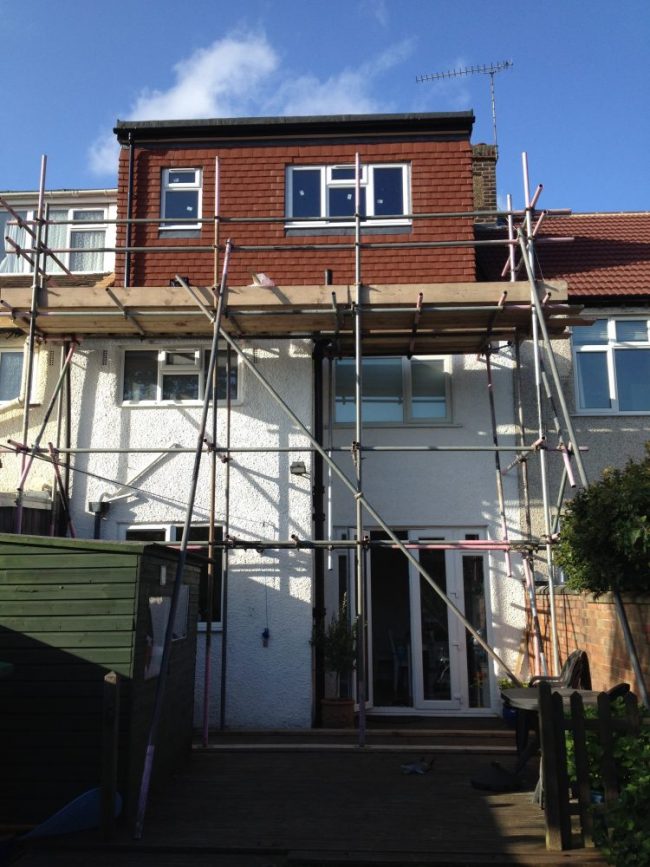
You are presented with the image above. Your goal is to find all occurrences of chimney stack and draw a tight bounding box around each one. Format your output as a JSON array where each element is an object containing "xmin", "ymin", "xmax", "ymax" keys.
[{"xmin": 472, "ymin": 144, "xmax": 498, "ymax": 222}]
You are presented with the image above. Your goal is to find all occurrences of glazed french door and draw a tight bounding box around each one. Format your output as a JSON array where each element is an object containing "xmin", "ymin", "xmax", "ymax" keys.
[{"xmin": 364, "ymin": 529, "xmax": 490, "ymax": 712}]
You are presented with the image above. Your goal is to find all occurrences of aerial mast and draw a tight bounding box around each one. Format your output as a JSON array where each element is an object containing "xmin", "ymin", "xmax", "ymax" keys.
[{"xmin": 416, "ymin": 60, "xmax": 513, "ymax": 148}]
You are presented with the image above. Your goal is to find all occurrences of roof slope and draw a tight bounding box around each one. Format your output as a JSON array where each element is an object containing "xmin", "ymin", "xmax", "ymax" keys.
[{"xmin": 477, "ymin": 212, "xmax": 650, "ymax": 299}]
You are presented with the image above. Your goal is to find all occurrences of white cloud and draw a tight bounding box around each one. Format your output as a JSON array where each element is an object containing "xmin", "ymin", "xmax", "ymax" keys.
[
  {"xmin": 130, "ymin": 32, "xmax": 278, "ymax": 121},
  {"xmin": 359, "ymin": 0, "xmax": 389, "ymax": 28},
  {"xmin": 89, "ymin": 32, "xmax": 278, "ymax": 175},
  {"xmin": 88, "ymin": 131, "xmax": 120, "ymax": 176},
  {"xmin": 88, "ymin": 32, "xmax": 414, "ymax": 176},
  {"xmin": 266, "ymin": 40, "xmax": 414, "ymax": 116}
]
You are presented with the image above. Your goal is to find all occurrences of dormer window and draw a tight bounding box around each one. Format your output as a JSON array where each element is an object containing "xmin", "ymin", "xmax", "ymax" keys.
[
  {"xmin": 286, "ymin": 163, "xmax": 410, "ymax": 229},
  {"xmin": 161, "ymin": 168, "xmax": 202, "ymax": 231}
]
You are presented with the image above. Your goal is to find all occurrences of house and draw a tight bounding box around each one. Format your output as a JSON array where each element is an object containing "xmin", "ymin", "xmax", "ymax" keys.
[
  {"xmin": 0, "ymin": 114, "xmax": 583, "ymax": 728},
  {"xmin": 0, "ymin": 188, "xmax": 117, "ymax": 532},
  {"xmin": 477, "ymin": 211, "xmax": 650, "ymax": 493}
]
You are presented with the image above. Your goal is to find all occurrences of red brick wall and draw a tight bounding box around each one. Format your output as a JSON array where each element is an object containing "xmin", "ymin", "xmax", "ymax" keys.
[
  {"xmin": 526, "ymin": 589, "xmax": 650, "ymax": 697},
  {"xmin": 115, "ymin": 139, "xmax": 476, "ymax": 288}
]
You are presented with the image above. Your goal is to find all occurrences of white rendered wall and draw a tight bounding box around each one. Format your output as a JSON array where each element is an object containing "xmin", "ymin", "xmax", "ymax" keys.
[
  {"xmin": 68, "ymin": 338, "xmax": 314, "ymax": 729},
  {"xmin": 325, "ymin": 347, "xmax": 525, "ymax": 710}
]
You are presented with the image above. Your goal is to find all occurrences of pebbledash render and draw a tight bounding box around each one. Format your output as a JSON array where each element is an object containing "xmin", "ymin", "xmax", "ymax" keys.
[{"xmin": 102, "ymin": 112, "xmax": 522, "ymax": 726}]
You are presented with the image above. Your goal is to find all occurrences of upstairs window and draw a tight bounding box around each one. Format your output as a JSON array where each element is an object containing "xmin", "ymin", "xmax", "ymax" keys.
[
  {"xmin": 334, "ymin": 356, "xmax": 449, "ymax": 424},
  {"xmin": 0, "ymin": 210, "xmax": 29, "ymax": 273},
  {"xmin": 122, "ymin": 347, "xmax": 238, "ymax": 404},
  {"xmin": 286, "ymin": 163, "xmax": 410, "ymax": 228},
  {"xmin": 161, "ymin": 168, "xmax": 202, "ymax": 230},
  {"xmin": 0, "ymin": 349, "xmax": 23, "ymax": 402},
  {"xmin": 573, "ymin": 317, "xmax": 650, "ymax": 413},
  {"xmin": 0, "ymin": 207, "xmax": 107, "ymax": 274},
  {"xmin": 47, "ymin": 208, "xmax": 107, "ymax": 273}
]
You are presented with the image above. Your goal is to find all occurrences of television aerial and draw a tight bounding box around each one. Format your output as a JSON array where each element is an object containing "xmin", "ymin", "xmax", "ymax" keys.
[{"xmin": 416, "ymin": 60, "xmax": 513, "ymax": 147}]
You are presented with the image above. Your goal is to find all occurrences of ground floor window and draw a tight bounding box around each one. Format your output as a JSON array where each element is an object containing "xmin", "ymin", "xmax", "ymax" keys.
[
  {"xmin": 334, "ymin": 356, "xmax": 449, "ymax": 424},
  {"xmin": 0, "ymin": 350, "xmax": 23, "ymax": 402},
  {"xmin": 125, "ymin": 524, "xmax": 223, "ymax": 624},
  {"xmin": 122, "ymin": 347, "xmax": 238, "ymax": 405}
]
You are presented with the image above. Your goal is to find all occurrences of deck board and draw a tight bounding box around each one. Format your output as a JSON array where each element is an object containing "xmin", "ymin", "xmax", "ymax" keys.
[{"xmin": 14, "ymin": 748, "xmax": 606, "ymax": 865}]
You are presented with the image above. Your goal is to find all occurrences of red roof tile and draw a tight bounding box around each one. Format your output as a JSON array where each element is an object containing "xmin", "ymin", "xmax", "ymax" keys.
[{"xmin": 477, "ymin": 212, "xmax": 650, "ymax": 299}]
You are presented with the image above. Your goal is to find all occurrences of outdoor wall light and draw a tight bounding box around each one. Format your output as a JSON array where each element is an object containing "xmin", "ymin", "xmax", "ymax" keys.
[{"xmin": 289, "ymin": 460, "xmax": 309, "ymax": 477}]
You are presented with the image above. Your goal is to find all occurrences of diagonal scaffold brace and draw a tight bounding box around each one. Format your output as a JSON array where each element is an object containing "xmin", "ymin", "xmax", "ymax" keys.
[{"xmin": 133, "ymin": 241, "xmax": 232, "ymax": 839}]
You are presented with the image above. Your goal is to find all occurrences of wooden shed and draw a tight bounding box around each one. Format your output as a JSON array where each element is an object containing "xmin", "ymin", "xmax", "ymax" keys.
[{"xmin": 0, "ymin": 533, "xmax": 200, "ymax": 827}]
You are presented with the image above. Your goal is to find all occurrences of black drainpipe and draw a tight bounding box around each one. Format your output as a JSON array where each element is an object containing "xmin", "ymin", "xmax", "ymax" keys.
[
  {"xmin": 312, "ymin": 340, "xmax": 326, "ymax": 726},
  {"xmin": 89, "ymin": 501, "xmax": 110, "ymax": 540},
  {"xmin": 124, "ymin": 132, "xmax": 135, "ymax": 288}
]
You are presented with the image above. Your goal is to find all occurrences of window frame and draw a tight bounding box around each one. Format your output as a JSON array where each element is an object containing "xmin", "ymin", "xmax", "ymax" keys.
[
  {"xmin": 0, "ymin": 209, "xmax": 31, "ymax": 274},
  {"xmin": 0, "ymin": 348, "xmax": 24, "ymax": 403},
  {"xmin": 572, "ymin": 317, "xmax": 650, "ymax": 415},
  {"xmin": 121, "ymin": 345, "xmax": 239, "ymax": 406},
  {"xmin": 332, "ymin": 355, "xmax": 452, "ymax": 426},
  {"xmin": 46, "ymin": 206, "xmax": 108, "ymax": 274},
  {"xmin": 123, "ymin": 523, "xmax": 224, "ymax": 627},
  {"xmin": 286, "ymin": 163, "xmax": 411, "ymax": 229},
  {"xmin": 1, "ymin": 206, "xmax": 109, "ymax": 274},
  {"xmin": 160, "ymin": 168, "xmax": 203, "ymax": 231}
]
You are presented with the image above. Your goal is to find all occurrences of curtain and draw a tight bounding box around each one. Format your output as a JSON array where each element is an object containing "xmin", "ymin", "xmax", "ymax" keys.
[{"xmin": 0, "ymin": 210, "xmax": 28, "ymax": 273}]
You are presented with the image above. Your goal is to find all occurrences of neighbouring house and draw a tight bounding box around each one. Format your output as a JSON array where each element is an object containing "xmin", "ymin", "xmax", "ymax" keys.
[
  {"xmin": 478, "ymin": 211, "xmax": 650, "ymax": 694},
  {"xmin": 0, "ymin": 188, "xmax": 117, "ymax": 532},
  {"xmin": 0, "ymin": 114, "xmax": 585, "ymax": 728}
]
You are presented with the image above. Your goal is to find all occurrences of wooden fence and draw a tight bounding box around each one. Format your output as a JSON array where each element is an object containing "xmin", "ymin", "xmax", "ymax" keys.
[{"xmin": 538, "ymin": 681, "xmax": 641, "ymax": 850}]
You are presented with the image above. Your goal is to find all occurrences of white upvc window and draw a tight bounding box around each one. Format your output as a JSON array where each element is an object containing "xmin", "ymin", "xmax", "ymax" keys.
[
  {"xmin": 47, "ymin": 208, "xmax": 107, "ymax": 273},
  {"xmin": 286, "ymin": 163, "xmax": 411, "ymax": 228},
  {"xmin": 573, "ymin": 317, "xmax": 650, "ymax": 414},
  {"xmin": 161, "ymin": 168, "xmax": 202, "ymax": 230},
  {"xmin": 124, "ymin": 524, "xmax": 223, "ymax": 624},
  {"xmin": 0, "ymin": 209, "xmax": 31, "ymax": 273},
  {"xmin": 122, "ymin": 347, "xmax": 238, "ymax": 405},
  {"xmin": 0, "ymin": 207, "xmax": 108, "ymax": 274},
  {"xmin": 0, "ymin": 349, "xmax": 23, "ymax": 402},
  {"xmin": 334, "ymin": 356, "xmax": 450, "ymax": 424}
]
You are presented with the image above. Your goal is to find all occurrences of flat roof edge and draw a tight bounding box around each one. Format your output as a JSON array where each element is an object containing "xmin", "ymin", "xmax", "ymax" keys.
[{"xmin": 114, "ymin": 111, "xmax": 475, "ymax": 143}]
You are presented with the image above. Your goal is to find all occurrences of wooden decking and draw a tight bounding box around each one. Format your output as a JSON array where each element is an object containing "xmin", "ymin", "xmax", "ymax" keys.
[{"xmin": 14, "ymin": 726, "xmax": 607, "ymax": 866}]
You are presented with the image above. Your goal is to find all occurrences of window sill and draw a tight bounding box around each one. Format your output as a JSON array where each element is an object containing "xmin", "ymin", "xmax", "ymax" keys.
[
  {"xmin": 158, "ymin": 229, "xmax": 201, "ymax": 239},
  {"xmin": 286, "ymin": 222, "xmax": 412, "ymax": 237},
  {"xmin": 333, "ymin": 420, "xmax": 460, "ymax": 429},
  {"xmin": 121, "ymin": 399, "xmax": 242, "ymax": 408},
  {"xmin": 572, "ymin": 410, "xmax": 650, "ymax": 417},
  {"xmin": 198, "ymin": 622, "xmax": 223, "ymax": 633}
]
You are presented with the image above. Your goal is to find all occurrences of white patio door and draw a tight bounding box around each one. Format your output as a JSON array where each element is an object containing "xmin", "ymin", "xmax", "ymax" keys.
[{"xmin": 364, "ymin": 529, "xmax": 490, "ymax": 712}]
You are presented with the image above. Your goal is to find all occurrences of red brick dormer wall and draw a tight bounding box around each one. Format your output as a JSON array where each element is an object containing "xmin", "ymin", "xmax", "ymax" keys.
[{"xmin": 115, "ymin": 137, "xmax": 476, "ymax": 288}]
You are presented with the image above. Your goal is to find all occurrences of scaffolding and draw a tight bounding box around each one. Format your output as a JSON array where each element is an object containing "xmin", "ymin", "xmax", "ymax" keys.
[{"xmin": 2, "ymin": 148, "xmax": 647, "ymax": 836}]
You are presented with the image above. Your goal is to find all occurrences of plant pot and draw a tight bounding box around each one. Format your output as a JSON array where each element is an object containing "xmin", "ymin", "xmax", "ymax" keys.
[
  {"xmin": 501, "ymin": 702, "xmax": 518, "ymax": 728},
  {"xmin": 320, "ymin": 697, "xmax": 355, "ymax": 728}
]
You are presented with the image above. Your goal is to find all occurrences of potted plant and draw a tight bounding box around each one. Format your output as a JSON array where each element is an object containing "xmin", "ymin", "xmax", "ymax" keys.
[{"xmin": 312, "ymin": 597, "xmax": 357, "ymax": 728}]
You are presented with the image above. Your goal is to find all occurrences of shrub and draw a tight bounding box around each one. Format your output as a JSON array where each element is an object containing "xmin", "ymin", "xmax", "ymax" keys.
[
  {"xmin": 555, "ymin": 445, "xmax": 650, "ymax": 596},
  {"xmin": 565, "ymin": 699, "xmax": 650, "ymax": 866}
]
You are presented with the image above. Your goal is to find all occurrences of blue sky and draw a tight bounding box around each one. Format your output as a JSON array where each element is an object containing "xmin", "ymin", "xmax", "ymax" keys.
[{"xmin": 2, "ymin": 0, "xmax": 648, "ymax": 212}]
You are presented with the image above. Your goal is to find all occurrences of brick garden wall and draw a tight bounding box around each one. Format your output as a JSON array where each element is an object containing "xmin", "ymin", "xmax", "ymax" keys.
[
  {"xmin": 526, "ymin": 588, "xmax": 650, "ymax": 698},
  {"xmin": 115, "ymin": 137, "xmax": 476, "ymax": 288}
]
